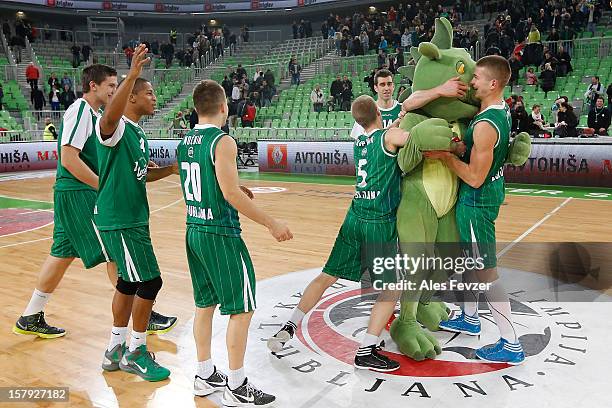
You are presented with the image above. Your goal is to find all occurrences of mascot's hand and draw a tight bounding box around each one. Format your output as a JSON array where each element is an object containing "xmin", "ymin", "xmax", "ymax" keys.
[
  {"xmin": 506, "ymin": 132, "xmax": 532, "ymax": 165},
  {"xmin": 410, "ymin": 118, "xmax": 455, "ymax": 151},
  {"xmin": 390, "ymin": 317, "xmax": 442, "ymax": 361}
]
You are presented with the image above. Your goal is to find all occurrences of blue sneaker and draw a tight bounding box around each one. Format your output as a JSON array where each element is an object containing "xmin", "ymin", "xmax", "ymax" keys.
[
  {"xmin": 439, "ymin": 311, "xmax": 481, "ymax": 335},
  {"xmin": 476, "ymin": 338, "xmax": 525, "ymax": 365}
]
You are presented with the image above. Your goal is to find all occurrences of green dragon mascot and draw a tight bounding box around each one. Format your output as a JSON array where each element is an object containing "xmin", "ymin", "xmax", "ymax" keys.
[{"xmin": 388, "ymin": 17, "xmax": 531, "ymax": 360}]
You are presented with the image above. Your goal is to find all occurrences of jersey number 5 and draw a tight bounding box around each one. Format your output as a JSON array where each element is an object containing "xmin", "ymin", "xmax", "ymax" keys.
[
  {"xmin": 181, "ymin": 162, "xmax": 202, "ymax": 202},
  {"xmin": 357, "ymin": 159, "xmax": 367, "ymax": 188}
]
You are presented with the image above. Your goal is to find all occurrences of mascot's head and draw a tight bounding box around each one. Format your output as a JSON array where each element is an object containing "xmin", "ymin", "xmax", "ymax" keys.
[{"xmin": 399, "ymin": 17, "xmax": 480, "ymax": 122}]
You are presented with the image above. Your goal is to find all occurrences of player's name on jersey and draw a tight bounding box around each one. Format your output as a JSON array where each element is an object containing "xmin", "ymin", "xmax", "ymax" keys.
[
  {"xmin": 183, "ymin": 135, "xmax": 204, "ymax": 146},
  {"xmin": 354, "ymin": 190, "xmax": 381, "ymax": 200},
  {"xmin": 187, "ymin": 205, "xmax": 214, "ymax": 220},
  {"xmin": 355, "ymin": 137, "xmax": 374, "ymax": 147}
]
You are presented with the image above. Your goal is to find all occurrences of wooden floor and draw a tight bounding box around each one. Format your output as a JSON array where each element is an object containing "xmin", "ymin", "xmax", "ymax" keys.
[{"xmin": 1, "ymin": 174, "xmax": 611, "ymax": 407}]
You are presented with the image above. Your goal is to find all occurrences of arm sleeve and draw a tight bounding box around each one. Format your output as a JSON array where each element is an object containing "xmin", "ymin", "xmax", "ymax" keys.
[
  {"xmin": 350, "ymin": 121, "xmax": 364, "ymax": 140},
  {"xmin": 60, "ymin": 101, "xmax": 91, "ymax": 150},
  {"xmin": 96, "ymin": 117, "xmax": 126, "ymax": 147}
]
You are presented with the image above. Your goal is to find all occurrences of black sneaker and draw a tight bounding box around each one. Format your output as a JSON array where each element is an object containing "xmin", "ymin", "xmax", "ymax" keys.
[
  {"xmin": 354, "ymin": 344, "xmax": 400, "ymax": 372},
  {"xmin": 222, "ymin": 378, "xmax": 275, "ymax": 407},
  {"xmin": 266, "ymin": 322, "xmax": 296, "ymax": 353},
  {"xmin": 13, "ymin": 311, "xmax": 65, "ymax": 339},
  {"xmin": 146, "ymin": 310, "xmax": 178, "ymax": 335},
  {"xmin": 194, "ymin": 366, "xmax": 228, "ymax": 396}
]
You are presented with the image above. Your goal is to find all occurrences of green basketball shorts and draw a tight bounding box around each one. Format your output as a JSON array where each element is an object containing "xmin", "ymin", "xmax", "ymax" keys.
[
  {"xmin": 456, "ymin": 202, "xmax": 500, "ymax": 269},
  {"xmin": 186, "ymin": 225, "xmax": 256, "ymax": 315},
  {"xmin": 50, "ymin": 189, "xmax": 109, "ymax": 269},
  {"xmin": 98, "ymin": 225, "xmax": 161, "ymax": 282},
  {"xmin": 323, "ymin": 212, "xmax": 399, "ymax": 286}
]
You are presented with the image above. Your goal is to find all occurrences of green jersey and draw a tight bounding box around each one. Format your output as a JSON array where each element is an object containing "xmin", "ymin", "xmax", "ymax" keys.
[
  {"xmin": 54, "ymin": 98, "xmax": 99, "ymax": 192},
  {"xmin": 458, "ymin": 102, "xmax": 511, "ymax": 207},
  {"xmin": 95, "ymin": 116, "xmax": 150, "ymax": 231},
  {"xmin": 350, "ymin": 100, "xmax": 401, "ymax": 139},
  {"xmin": 177, "ymin": 124, "xmax": 241, "ymax": 237},
  {"xmin": 350, "ymin": 129, "xmax": 401, "ymax": 221}
]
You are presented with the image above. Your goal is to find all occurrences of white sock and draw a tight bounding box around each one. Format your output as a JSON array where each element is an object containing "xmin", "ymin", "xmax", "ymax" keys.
[
  {"xmin": 359, "ymin": 332, "xmax": 379, "ymax": 348},
  {"xmin": 288, "ymin": 308, "xmax": 305, "ymax": 326},
  {"xmin": 23, "ymin": 289, "xmax": 51, "ymax": 316},
  {"xmin": 197, "ymin": 359, "xmax": 214, "ymax": 379},
  {"xmin": 228, "ymin": 367, "xmax": 246, "ymax": 390},
  {"xmin": 107, "ymin": 326, "xmax": 128, "ymax": 351},
  {"xmin": 484, "ymin": 280, "xmax": 518, "ymax": 343},
  {"xmin": 462, "ymin": 272, "xmax": 480, "ymax": 317},
  {"xmin": 129, "ymin": 331, "xmax": 146, "ymax": 352}
]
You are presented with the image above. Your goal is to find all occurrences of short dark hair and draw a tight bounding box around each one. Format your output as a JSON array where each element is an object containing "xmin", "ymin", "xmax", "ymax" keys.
[
  {"xmin": 82, "ymin": 64, "xmax": 117, "ymax": 93},
  {"xmin": 476, "ymin": 55, "xmax": 511, "ymax": 86},
  {"xmin": 131, "ymin": 77, "xmax": 151, "ymax": 95},
  {"xmin": 352, "ymin": 95, "xmax": 378, "ymax": 128},
  {"xmin": 596, "ymin": 96, "xmax": 605, "ymax": 103},
  {"xmin": 193, "ymin": 80, "xmax": 226, "ymax": 116},
  {"xmin": 374, "ymin": 69, "xmax": 393, "ymax": 86}
]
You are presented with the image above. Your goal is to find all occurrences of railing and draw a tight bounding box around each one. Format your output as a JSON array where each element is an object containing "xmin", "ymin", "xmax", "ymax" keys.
[
  {"xmin": 152, "ymin": 67, "xmax": 204, "ymax": 87},
  {"xmin": 34, "ymin": 27, "xmax": 75, "ymax": 43},
  {"xmin": 541, "ymin": 36, "xmax": 612, "ymax": 60},
  {"xmin": 0, "ymin": 130, "xmax": 43, "ymax": 142},
  {"xmin": 238, "ymin": 30, "xmax": 282, "ymax": 45},
  {"xmin": 92, "ymin": 51, "xmax": 118, "ymax": 67},
  {"xmin": 313, "ymin": 54, "xmax": 379, "ymax": 76},
  {"xmin": 137, "ymin": 32, "xmax": 187, "ymax": 50},
  {"xmin": 233, "ymin": 127, "xmax": 353, "ymax": 141}
]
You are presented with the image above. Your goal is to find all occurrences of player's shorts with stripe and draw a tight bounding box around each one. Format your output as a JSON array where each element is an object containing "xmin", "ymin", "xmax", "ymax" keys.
[
  {"xmin": 186, "ymin": 225, "xmax": 256, "ymax": 315},
  {"xmin": 50, "ymin": 189, "xmax": 108, "ymax": 269},
  {"xmin": 323, "ymin": 211, "xmax": 398, "ymax": 285},
  {"xmin": 456, "ymin": 202, "xmax": 500, "ymax": 269},
  {"xmin": 98, "ymin": 226, "xmax": 160, "ymax": 282}
]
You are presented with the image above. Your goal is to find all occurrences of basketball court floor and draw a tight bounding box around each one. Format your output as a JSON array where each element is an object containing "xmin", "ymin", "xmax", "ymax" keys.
[{"xmin": 1, "ymin": 170, "xmax": 611, "ymax": 407}]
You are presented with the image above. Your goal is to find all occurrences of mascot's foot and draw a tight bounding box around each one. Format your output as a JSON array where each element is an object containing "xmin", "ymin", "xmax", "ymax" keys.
[
  {"xmin": 416, "ymin": 301, "xmax": 449, "ymax": 332},
  {"xmin": 385, "ymin": 314, "xmax": 396, "ymax": 331},
  {"xmin": 390, "ymin": 318, "xmax": 441, "ymax": 361}
]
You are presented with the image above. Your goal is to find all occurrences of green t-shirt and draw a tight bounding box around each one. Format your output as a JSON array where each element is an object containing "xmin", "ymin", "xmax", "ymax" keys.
[
  {"xmin": 54, "ymin": 98, "xmax": 99, "ymax": 192},
  {"xmin": 176, "ymin": 124, "xmax": 241, "ymax": 237},
  {"xmin": 94, "ymin": 116, "xmax": 150, "ymax": 231},
  {"xmin": 350, "ymin": 100, "xmax": 401, "ymax": 139},
  {"xmin": 459, "ymin": 102, "xmax": 511, "ymax": 207},
  {"xmin": 350, "ymin": 128, "xmax": 401, "ymax": 221}
]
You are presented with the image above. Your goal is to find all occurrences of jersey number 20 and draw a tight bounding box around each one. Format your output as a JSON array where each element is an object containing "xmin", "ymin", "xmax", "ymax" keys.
[{"xmin": 181, "ymin": 162, "xmax": 202, "ymax": 202}]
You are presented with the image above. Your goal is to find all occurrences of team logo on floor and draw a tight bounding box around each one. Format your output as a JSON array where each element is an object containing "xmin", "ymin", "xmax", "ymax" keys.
[
  {"xmin": 0, "ymin": 207, "xmax": 53, "ymax": 237},
  {"xmin": 242, "ymin": 268, "xmax": 604, "ymax": 407}
]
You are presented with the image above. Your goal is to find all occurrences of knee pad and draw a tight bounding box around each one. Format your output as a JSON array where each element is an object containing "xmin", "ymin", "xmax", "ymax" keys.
[
  {"xmin": 116, "ymin": 277, "xmax": 139, "ymax": 296},
  {"xmin": 136, "ymin": 276, "xmax": 163, "ymax": 300}
]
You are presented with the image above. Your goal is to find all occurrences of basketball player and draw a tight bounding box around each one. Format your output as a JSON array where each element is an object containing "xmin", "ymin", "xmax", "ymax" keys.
[
  {"xmin": 424, "ymin": 56, "xmax": 525, "ymax": 365},
  {"xmin": 13, "ymin": 63, "xmax": 176, "ymax": 339},
  {"xmin": 350, "ymin": 69, "xmax": 401, "ymax": 139},
  {"xmin": 177, "ymin": 80, "xmax": 292, "ymax": 405},
  {"xmin": 96, "ymin": 45, "xmax": 178, "ymax": 381},
  {"xmin": 268, "ymin": 95, "xmax": 411, "ymax": 372}
]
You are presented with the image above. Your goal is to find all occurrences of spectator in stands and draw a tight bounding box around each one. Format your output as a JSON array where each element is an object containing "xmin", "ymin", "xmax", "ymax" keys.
[
  {"xmin": 340, "ymin": 83, "xmax": 353, "ymax": 112},
  {"xmin": 343, "ymin": 75, "xmax": 352, "ymax": 91},
  {"xmin": 31, "ymin": 86, "xmax": 45, "ymax": 116},
  {"xmin": 555, "ymin": 45, "xmax": 572, "ymax": 77},
  {"xmin": 0, "ymin": 82, "xmax": 3, "ymax": 110},
  {"xmin": 221, "ymin": 75, "xmax": 233, "ymax": 97},
  {"xmin": 378, "ymin": 35, "xmax": 388, "ymax": 52},
  {"xmin": 124, "ymin": 45, "xmax": 134, "ymax": 68},
  {"xmin": 48, "ymin": 72, "xmax": 60, "ymax": 90},
  {"xmin": 236, "ymin": 64, "xmax": 247, "ymax": 79},
  {"xmin": 70, "ymin": 44, "xmax": 80, "ymax": 68},
  {"xmin": 360, "ymin": 31, "xmax": 369, "ymax": 55},
  {"xmin": 554, "ymin": 102, "xmax": 578, "ymax": 138},
  {"xmin": 508, "ymin": 54, "xmax": 522, "ymax": 88},
  {"xmin": 173, "ymin": 111, "xmax": 187, "ymax": 130},
  {"xmin": 364, "ymin": 69, "xmax": 376, "ymax": 95},
  {"xmin": 547, "ymin": 27, "xmax": 560, "ymax": 42},
  {"xmin": 311, "ymin": 84, "xmax": 324, "ymax": 113},
  {"xmin": 60, "ymin": 72, "xmax": 72, "ymax": 91},
  {"xmin": 189, "ymin": 108, "xmax": 198, "ymax": 129},
  {"xmin": 608, "ymin": 83, "xmax": 612, "ymax": 113},
  {"xmin": 526, "ymin": 67, "xmax": 538, "ymax": 85},
  {"xmin": 25, "ymin": 63, "xmax": 39, "ymax": 91},
  {"xmin": 261, "ymin": 80, "xmax": 273, "ymax": 108},
  {"xmin": 529, "ymin": 104, "xmax": 547, "ymax": 136},
  {"xmin": 241, "ymin": 99, "xmax": 256, "ymax": 128},
  {"xmin": 43, "ymin": 118, "xmax": 57, "ymax": 141},
  {"xmin": 539, "ymin": 63, "xmax": 556, "ymax": 98},
  {"xmin": 551, "ymin": 95, "xmax": 569, "ymax": 124},
  {"xmin": 330, "ymin": 75, "xmax": 343, "ymax": 109},
  {"xmin": 511, "ymin": 100, "xmax": 530, "ymax": 134},
  {"xmin": 401, "ymin": 27, "xmax": 412, "ymax": 49},
  {"xmin": 60, "ymin": 84, "xmax": 76, "ymax": 110},
  {"xmin": 587, "ymin": 96, "xmax": 611, "ymax": 136},
  {"xmin": 289, "ymin": 58, "xmax": 302, "ymax": 86},
  {"xmin": 81, "ymin": 44, "xmax": 92, "ymax": 64},
  {"xmin": 170, "ymin": 28, "xmax": 177, "ymax": 45},
  {"xmin": 351, "ymin": 36, "xmax": 363, "ymax": 56},
  {"xmin": 585, "ymin": 76, "xmax": 605, "ymax": 111},
  {"xmin": 527, "ymin": 25, "xmax": 541, "ymax": 43},
  {"xmin": 540, "ymin": 51, "xmax": 558, "ymax": 73},
  {"xmin": 395, "ymin": 48, "xmax": 405, "ymax": 69},
  {"xmin": 264, "ymin": 69, "xmax": 275, "ymax": 89},
  {"xmin": 160, "ymin": 42, "xmax": 174, "ymax": 68},
  {"xmin": 292, "ymin": 21, "xmax": 299, "ymax": 39},
  {"xmin": 49, "ymin": 85, "xmax": 61, "ymax": 111},
  {"xmin": 377, "ymin": 49, "xmax": 386, "ymax": 68}
]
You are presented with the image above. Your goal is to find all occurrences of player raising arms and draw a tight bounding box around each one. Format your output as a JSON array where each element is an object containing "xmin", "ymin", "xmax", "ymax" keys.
[
  {"xmin": 13, "ymin": 63, "xmax": 176, "ymax": 340},
  {"xmin": 350, "ymin": 69, "xmax": 401, "ymax": 138},
  {"xmin": 268, "ymin": 95, "xmax": 410, "ymax": 372},
  {"xmin": 425, "ymin": 55, "xmax": 525, "ymax": 365},
  {"xmin": 96, "ymin": 44, "xmax": 179, "ymax": 381},
  {"xmin": 177, "ymin": 80, "xmax": 292, "ymax": 406}
]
